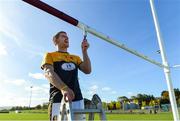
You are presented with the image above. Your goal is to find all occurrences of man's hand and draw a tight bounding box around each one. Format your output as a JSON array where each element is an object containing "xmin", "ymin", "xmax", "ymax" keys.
[
  {"xmin": 79, "ymin": 38, "xmax": 91, "ymax": 74},
  {"xmin": 61, "ymin": 86, "xmax": 75, "ymax": 102},
  {"xmin": 81, "ymin": 39, "xmax": 89, "ymax": 52}
]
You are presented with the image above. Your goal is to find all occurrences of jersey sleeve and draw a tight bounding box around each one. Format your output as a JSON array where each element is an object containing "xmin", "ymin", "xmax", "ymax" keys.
[{"xmin": 41, "ymin": 53, "xmax": 53, "ymax": 70}]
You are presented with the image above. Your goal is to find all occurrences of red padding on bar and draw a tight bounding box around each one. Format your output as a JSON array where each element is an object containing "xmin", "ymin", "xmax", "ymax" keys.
[{"xmin": 22, "ymin": 0, "xmax": 78, "ymax": 26}]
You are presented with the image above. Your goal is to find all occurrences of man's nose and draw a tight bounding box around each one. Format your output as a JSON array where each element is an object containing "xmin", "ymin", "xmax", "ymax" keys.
[{"xmin": 65, "ymin": 36, "xmax": 68, "ymax": 40}]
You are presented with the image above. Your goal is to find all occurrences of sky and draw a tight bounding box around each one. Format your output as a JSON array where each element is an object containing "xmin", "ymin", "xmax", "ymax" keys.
[{"xmin": 0, "ymin": 0, "xmax": 179, "ymax": 107}]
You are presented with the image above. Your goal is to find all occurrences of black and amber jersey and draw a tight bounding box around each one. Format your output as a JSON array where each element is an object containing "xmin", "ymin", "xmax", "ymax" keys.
[{"xmin": 41, "ymin": 51, "xmax": 83, "ymax": 103}]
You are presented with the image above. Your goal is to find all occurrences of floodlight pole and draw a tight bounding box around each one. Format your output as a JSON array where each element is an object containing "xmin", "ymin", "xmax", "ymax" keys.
[
  {"xmin": 29, "ymin": 86, "xmax": 33, "ymax": 109},
  {"xmin": 150, "ymin": 0, "xmax": 179, "ymax": 121}
]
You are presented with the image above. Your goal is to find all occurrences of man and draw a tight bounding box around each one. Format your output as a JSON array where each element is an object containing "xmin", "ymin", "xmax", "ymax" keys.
[{"xmin": 41, "ymin": 31, "xmax": 91, "ymax": 121}]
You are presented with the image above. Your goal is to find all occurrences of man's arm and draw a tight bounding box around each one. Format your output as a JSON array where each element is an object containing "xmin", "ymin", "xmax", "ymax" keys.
[
  {"xmin": 43, "ymin": 64, "xmax": 75, "ymax": 101},
  {"xmin": 79, "ymin": 39, "xmax": 91, "ymax": 74}
]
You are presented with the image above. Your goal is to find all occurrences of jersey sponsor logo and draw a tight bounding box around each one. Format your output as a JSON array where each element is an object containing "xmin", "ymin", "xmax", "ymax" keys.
[{"xmin": 61, "ymin": 62, "xmax": 76, "ymax": 71}]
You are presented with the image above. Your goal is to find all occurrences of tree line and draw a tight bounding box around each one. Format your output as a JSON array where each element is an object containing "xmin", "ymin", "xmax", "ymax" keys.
[
  {"xmin": 105, "ymin": 88, "xmax": 180, "ymax": 110},
  {"xmin": 9, "ymin": 102, "xmax": 49, "ymax": 111},
  {"xmin": 7, "ymin": 88, "xmax": 180, "ymax": 111}
]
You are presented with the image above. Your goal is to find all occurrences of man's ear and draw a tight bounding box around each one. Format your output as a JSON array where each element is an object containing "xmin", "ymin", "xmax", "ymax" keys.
[{"xmin": 53, "ymin": 37, "xmax": 57, "ymax": 45}]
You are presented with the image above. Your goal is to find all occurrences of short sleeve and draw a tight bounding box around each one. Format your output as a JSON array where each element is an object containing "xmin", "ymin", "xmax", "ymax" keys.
[
  {"xmin": 41, "ymin": 53, "xmax": 53, "ymax": 70},
  {"xmin": 76, "ymin": 56, "xmax": 83, "ymax": 66}
]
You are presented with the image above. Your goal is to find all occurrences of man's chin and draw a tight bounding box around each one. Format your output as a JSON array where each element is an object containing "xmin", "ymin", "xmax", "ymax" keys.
[{"xmin": 65, "ymin": 45, "xmax": 69, "ymax": 48}]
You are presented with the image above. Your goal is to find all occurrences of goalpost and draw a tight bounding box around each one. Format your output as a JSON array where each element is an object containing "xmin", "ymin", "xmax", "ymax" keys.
[
  {"xmin": 149, "ymin": 1, "xmax": 179, "ymax": 121},
  {"xmin": 22, "ymin": 0, "xmax": 180, "ymax": 120}
]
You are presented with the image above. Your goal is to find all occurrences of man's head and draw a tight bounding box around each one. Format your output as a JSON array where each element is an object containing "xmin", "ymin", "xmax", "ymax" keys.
[{"xmin": 53, "ymin": 31, "xmax": 69, "ymax": 49}]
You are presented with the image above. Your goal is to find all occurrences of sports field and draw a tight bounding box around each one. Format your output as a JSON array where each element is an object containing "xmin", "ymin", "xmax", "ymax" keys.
[{"xmin": 0, "ymin": 112, "xmax": 174, "ymax": 120}]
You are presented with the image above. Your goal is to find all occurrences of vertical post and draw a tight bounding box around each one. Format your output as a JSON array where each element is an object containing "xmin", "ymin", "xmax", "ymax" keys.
[
  {"xmin": 82, "ymin": 26, "xmax": 87, "ymax": 40},
  {"xmin": 150, "ymin": 0, "xmax": 180, "ymax": 121},
  {"xmin": 29, "ymin": 86, "xmax": 33, "ymax": 109}
]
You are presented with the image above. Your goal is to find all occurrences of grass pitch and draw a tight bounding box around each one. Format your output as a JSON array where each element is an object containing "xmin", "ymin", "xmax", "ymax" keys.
[{"xmin": 0, "ymin": 112, "xmax": 174, "ymax": 120}]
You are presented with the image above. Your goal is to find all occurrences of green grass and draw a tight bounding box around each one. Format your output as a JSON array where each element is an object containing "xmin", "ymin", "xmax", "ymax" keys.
[
  {"xmin": 0, "ymin": 112, "xmax": 174, "ymax": 120},
  {"xmin": 0, "ymin": 113, "xmax": 48, "ymax": 120},
  {"xmin": 103, "ymin": 113, "xmax": 173, "ymax": 120}
]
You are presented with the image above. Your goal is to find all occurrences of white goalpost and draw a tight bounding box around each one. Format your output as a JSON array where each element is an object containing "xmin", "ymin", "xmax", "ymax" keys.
[{"xmin": 150, "ymin": 0, "xmax": 179, "ymax": 120}]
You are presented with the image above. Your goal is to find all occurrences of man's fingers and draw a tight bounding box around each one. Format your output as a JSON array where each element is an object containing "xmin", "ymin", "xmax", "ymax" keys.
[
  {"xmin": 64, "ymin": 93, "xmax": 69, "ymax": 102},
  {"xmin": 83, "ymin": 38, "xmax": 87, "ymax": 41},
  {"xmin": 65, "ymin": 97, "xmax": 69, "ymax": 102},
  {"xmin": 69, "ymin": 91, "xmax": 74, "ymax": 101},
  {"xmin": 62, "ymin": 88, "xmax": 75, "ymax": 102},
  {"xmin": 65, "ymin": 94, "xmax": 72, "ymax": 102},
  {"xmin": 82, "ymin": 40, "xmax": 88, "ymax": 45},
  {"xmin": 72, "ymin": 92, "xmax": 75, "ymax": 99},
  {"xmin": 82, "ymin": 42, "xmax": 89, "ymax": 48}
]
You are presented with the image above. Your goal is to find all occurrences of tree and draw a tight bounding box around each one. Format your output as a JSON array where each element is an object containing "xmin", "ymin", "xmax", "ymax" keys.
[
  {"xmin": 161, "ymin": 91, "xmax": 169, "ymax": 99},
  {"xmin": 142, "ymin": 101, "xmax": 146, "ymax": 107},
  {"xmin": 160, "ymin": 98, "xmax": 170, "ymax": 105},
  {"xmin": 42, "ymin": 102, "xmax": 48, "ymax": 109},
  {"xmin": 117, "ymin": 96, "xmax": 129, "ymax": 102},
  {"xmin": 149, "ymin": 100, "xmax": 155, "ymax": 106},
  {"xmin": 35, "ymin": 105, "xmax": 42, "ymax": 109},
  {"xmin": 174, "ymin": 88, "xmax": 180, "ymax": 100},
  {"xmin": 102, "ymin": 102, "xmax": 107, "ymax": 110},
  {"xmin": 132, "ymin": 99, "xmax": 139, "ymax": 105},
  {"xmin": 131, "ymin": 96, "xmax": 137, "ymax": 100},
  {"xmin": 107, "ymin": 103, "xmax": 113, "ymax": 110},
  {"xmin": 178, "ymin": 98, "xmax": 180, "ymax": 106},
  {"xmin": 116, "ymin": 101, "xmax": 121, "ymax": 109},
  {"xmin": 137, "ymin": 94, "xmax": 144, "ymax": 101},
  {"xmin": 161, "ymin": 89, "xmax": 180, "ymax": 104},
  {"xmin": 111, "ymin": 101, "xmax": 116, "ymax": 110}
]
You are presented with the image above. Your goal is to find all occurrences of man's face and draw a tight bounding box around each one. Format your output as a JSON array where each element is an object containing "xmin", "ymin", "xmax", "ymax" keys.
[{"xmin": 56, "ymin": 32, "xmax": 69, "ymax": 48}]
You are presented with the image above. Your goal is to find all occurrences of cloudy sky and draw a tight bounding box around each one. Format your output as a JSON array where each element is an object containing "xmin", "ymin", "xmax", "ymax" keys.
[{"xmin": 0, "ymin": 0, "xmax": 180, "ymax": 107}]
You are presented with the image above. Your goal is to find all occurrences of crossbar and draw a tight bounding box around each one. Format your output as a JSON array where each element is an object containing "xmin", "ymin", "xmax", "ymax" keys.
[{"xmin": 22, "ymin": 0, "xmax": 166, "ymax": 69}]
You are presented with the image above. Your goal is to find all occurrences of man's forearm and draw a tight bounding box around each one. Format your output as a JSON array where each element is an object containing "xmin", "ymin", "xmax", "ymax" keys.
[
  {"xmin": 43, "ymin": 65, "xmax": 75, "ymax": 101},
  {"xmin": 82, "ymin": 51, "xmax": 91, "ymax": 74},
  {"xmin": 44, "ymin": 65, "xmax": 67, "ymax": 91}
]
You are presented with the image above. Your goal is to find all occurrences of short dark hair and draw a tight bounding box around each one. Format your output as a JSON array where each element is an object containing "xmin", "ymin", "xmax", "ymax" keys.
[
  {"xmin": 53, "ymin": 31, "xmax": 66, "ymax": 39},
  {"xmin": 53, "ymin": 31, "xmax": 66, "ymax": 45}
]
